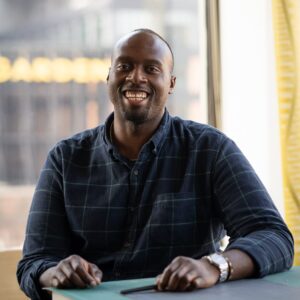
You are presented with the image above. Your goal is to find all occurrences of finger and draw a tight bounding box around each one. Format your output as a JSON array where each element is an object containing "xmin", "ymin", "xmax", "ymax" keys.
[
  {"xmin": 70, "ymin": 259, "xmax": 96, "ymax": 286},
  {"xmin": 178, "ymin": 281, "xmax": 192, "ymax": 291},
  {"xmin": 53, "ymin": 269, "xmax": 73, "ymax": 288},
  {"xmin": 176, "ymin": 270, "xmax": 196, "ymax": 291},
  {"xmin": 72, "ymin": 272, "xmax": 92, "ymax": 288},
  {"xmin": 67, "ymin": 269, "xmax": 89, "ymax": 288},
  {"xmin": 178, "ymin": 271, "xmax": 201, "ymax": 291},
  {"xmin": 185, "ymin": 270, "xmax": 201, "ymax": 283},
  {"xmin": 192, "ymin": 277, "xmax": 205, "ymax": 289},
  {"xmin": 52, "ymin": 278, "xmax": 59, "ymax": 288},
  {"xmin": 60, "ymin": 262, "xmax": 75, "ymax": 282},
  {"xmin": 59, "ymin": 261, "xmax": 87, "ymax": 288},
  {"xmin": 156, "ymin": 275, "xmax": 163, "ymax": 290},
  {"xmin": 158, "ymin": 261, "xmax": 181, "ymax": 290},
  {"xmin": 167, "ymin": 265, "xmax": 190, "ymax": 291},
  {"xmin": 155, "ymin": 274, "xmax": 162, "ymax": 290},
  {"xmin": 89, "ymin": 264, "xmax": 102, "ymax": 285}
]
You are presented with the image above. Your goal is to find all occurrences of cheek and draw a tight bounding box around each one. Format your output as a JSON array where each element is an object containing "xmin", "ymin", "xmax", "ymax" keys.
[
  {"xmin": 156, "ymin": 80, "xmax": 171, "ymax": 97},
  {"xmin": 107, "ymin": 78, "xmax": 120, "ymax": 93},
  {"xmin": 107, "ymin": 84, "xmax": 118, "ymax": 103}
]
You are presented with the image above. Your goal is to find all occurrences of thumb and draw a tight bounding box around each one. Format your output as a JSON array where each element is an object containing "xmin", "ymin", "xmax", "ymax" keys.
[
  {"xmin": 89, "ymin": 263, "xmax": 102, "ymax": 284},
  {"xmin": 155, "ymin": 274, "xmax": 163, "ymax": 290},
  {"xmin": 192, "ymin": 277, "xmax": 205, "ymax": 288}
]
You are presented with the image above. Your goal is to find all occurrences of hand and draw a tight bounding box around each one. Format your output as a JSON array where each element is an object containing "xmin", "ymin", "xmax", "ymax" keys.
[
  {"xmin": 39, "ymin": 255, "xmax": 102, "ymax": 289},
  {"xmin": 156, "ymin": 256, "xmax": 219, "ymax": 291}
]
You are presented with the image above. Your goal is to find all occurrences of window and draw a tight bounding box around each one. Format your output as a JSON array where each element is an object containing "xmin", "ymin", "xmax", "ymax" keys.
[{"xmin": 0, "ymin": 0, "xmax": 206, "ymax": 250}]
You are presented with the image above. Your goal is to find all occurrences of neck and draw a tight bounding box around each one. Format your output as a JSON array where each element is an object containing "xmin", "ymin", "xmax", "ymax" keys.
[{"xmin": 111, "ymin": 114, "xmax": 162, "ymax": 160}]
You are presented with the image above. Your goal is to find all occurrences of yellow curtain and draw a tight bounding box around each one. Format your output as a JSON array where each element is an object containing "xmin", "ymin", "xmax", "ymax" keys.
[{"xmin": 272, "ymin": 0, "xmax": 300, "ymax": 265}]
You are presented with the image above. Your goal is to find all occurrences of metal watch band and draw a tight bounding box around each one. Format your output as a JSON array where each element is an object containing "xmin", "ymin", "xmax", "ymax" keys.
[{"xmin": 203, "ymin": 253, "xmax": 229, "ymax": 283}]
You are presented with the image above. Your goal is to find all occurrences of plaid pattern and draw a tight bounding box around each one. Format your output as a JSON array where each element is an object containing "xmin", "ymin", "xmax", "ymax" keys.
[{"xmin": 17, "ymin": 110, "xmax": 294, "ymax": 300}]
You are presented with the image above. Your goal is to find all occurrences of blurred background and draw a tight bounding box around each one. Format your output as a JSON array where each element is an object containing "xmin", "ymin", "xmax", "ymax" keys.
[
  {"xmin": 0, "ymin": 0, "xmax": 299, "ymax": 266},
  {"xmin": 0, "ymin": 0, "xmax": 203, "ymax": 249}
]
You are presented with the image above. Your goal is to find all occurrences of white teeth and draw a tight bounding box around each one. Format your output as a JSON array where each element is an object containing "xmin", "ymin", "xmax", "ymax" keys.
[{"xmin": 125, "ymin": 91, "xmax": 147, "ymax": 100}]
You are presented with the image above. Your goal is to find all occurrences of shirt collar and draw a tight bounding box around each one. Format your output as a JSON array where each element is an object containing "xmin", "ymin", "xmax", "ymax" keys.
[
  {"xmin": 149, "ymin": 109, "xmax": 170, "ymax": 154},
  {"xmin": 103, "ymin": 112, "xmax": 114, "ymax": 153},
  {"xmin": 103, "ymin": 109, "xmax": 171, "ymax": 157}
]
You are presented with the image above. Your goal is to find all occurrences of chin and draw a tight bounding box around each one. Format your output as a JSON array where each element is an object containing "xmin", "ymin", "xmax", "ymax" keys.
[{"xmin": 123, "ymin": 110, "xmax": 149, "ymax": 125}]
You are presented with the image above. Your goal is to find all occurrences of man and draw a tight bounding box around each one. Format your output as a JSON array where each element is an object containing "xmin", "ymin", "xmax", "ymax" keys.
[{"xmin": 17, "ymin": 29, "xmax": 294, "ymax": 300}]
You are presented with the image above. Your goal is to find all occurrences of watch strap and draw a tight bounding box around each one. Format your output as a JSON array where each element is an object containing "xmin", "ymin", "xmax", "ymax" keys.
[{"xmin": 203, "ymin": 253, "xmax": 229, "ymax": 283}]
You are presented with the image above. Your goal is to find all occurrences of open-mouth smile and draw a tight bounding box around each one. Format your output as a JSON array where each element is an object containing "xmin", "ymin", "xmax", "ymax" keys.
[{"xmin": 123, "ymin": 90, "xmax": 150, "ymax": 102}]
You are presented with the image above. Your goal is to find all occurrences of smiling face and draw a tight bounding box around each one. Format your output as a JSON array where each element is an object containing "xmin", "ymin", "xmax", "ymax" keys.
[{"xmin": 107, "ymin": 31, "xmax": 176, "ymax": 126}]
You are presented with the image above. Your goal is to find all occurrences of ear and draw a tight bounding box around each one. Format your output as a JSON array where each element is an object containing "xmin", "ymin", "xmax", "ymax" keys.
[
  {"xmin": 168, "ymin": 75, "xmax": 176, "ymax": 94},
  {"xmin": 106, "ymin": 67, "xmax": 111, "ymax": 82}
]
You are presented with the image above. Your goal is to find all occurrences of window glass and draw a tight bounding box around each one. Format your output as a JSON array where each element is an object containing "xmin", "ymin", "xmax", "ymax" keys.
[{"xmin": 0, "ymin": 0, "xmax": 205, "ymax": 249}]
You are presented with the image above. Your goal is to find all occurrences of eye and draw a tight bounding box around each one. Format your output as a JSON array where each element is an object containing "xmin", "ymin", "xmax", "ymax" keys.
[
  {"xmin": 146, "ymin": 65, "xmax": 160, "ymax": 74},
  {"xmin": 116, "ymin": 63, "xmax": 131, "ymax": 71}
]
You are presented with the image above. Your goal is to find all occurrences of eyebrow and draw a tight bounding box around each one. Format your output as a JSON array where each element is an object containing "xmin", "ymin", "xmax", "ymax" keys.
[{"xmin": 115, "ymin": 56, "xmax": 164, "ymax": 67}]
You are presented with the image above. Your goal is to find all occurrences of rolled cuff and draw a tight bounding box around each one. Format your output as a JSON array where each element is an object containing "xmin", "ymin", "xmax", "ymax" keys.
[
  {"xmin": 18, "ymin": 259, "xmax": 58, "ymax": 300},
  {"xmin": 226, "ymin": 230, "xmax": 294, "ymax": 277}
]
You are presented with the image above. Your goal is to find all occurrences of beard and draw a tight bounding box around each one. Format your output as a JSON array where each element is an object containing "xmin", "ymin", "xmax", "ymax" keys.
[
  {"xmin": 113, "ymin": 88, "xmax": 153, "ymax": 125},
  {"xmin": 109, "ymin": 83, "xmax": 165, "ymax": 126},
  {"xmin": 121, "ymin": 105, "xmax": 151, "ymax": 125}
]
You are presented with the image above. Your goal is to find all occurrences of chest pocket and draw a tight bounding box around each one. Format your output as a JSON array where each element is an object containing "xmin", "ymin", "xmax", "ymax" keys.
[{"xmin": 147, "ymin": 192, "xmax": 201, "ymax": 247}]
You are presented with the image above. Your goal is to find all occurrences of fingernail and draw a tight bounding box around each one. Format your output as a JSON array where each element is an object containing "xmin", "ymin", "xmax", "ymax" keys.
[
  {"xmin": 90, "ymin": 281, "xmax": 97, "ymax": 286},
  {"xmin": 194, "ymin": 278, "xmax": 202, "ymax": 287},
  {"xmin": 52, "ymin": 278, "xmax": 59, "ymax": 287}
]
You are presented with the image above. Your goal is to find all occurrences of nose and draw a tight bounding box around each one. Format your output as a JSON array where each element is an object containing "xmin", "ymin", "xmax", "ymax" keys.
[{"xmin": 126, "ymin": 66, "xmax": 147, "ymax": 83}]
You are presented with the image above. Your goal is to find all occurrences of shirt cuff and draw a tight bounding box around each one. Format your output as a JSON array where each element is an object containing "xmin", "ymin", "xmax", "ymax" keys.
[
  {"xmin": 26, "ymin": 260, "xmax": 58, "ymax": 300},
  {"xmin": 225, "ymin": 231, "xmax": 293, "ymax": 277}
]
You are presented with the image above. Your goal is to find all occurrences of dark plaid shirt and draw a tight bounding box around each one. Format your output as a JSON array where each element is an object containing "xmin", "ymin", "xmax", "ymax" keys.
[{"xmin": 17, "ymin": 111, "xmax": 294, "ymax": 300}]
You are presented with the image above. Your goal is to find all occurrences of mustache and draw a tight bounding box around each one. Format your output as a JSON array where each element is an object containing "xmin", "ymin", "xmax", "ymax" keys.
[{"xmin": 120, "ymin": 84, "xmax": 152, "ymax": 94}]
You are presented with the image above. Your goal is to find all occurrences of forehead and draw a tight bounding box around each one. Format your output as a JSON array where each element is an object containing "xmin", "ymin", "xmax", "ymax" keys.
[{"xmin": 112, "ymin": 32, "xmax": 172, "ymax": 67}]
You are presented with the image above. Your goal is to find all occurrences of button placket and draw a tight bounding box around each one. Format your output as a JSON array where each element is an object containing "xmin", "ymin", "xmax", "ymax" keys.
[
  {"xmin": 113, "ymin": 165, "xmax": 140, "ymax": 275},
  {"xmin": 124, "ymin": 241, "xmax": 131, "ymax": 248}
]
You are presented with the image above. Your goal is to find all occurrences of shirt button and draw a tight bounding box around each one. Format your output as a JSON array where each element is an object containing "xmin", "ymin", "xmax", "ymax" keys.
[
  {"xmin": 124, "ymin": 242, "xmax": 131, "ymax": 248},
  {"xmin": 130, "ymin": 207, "xmax": 134, "ymax": 212},
  {"xmin": 133, "ymin": 170, "xmax": 139, "ymax": 176}
]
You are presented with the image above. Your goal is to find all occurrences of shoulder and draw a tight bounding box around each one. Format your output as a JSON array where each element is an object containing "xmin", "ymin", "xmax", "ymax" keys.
[
  {"xmin": 169, "ymin": 116, "xmax": 229, "ymax": 150},
  {"xmin": 49, "ymin": 125, "xmax": 104, "ymax": 158}
]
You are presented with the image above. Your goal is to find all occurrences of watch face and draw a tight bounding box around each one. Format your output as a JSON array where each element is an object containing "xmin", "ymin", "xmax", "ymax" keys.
[
  {"xmin": 210, "ymin": 253, "xmax": 227, "ymax": 265},
  {"xmin": 209, "ymin": 253, "xmax": 229, "ymax": 282}
]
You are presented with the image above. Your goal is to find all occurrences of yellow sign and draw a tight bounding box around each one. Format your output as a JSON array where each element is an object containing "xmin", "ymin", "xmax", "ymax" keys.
[
  {"xmin": 273, "ymin": 0, "xmax": 300, "ymax": 265},
  {"xmin": 0, "ymin": 56, "xmax": 110, "ymax": 83}
]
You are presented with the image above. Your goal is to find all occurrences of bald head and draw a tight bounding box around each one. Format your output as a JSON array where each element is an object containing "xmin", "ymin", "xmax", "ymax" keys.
[
  {"xmin": 112, "ymin": 29, "xmax": 174, "ymax": 72},
  {"xmin": 107, "ymin": 28, "xmax": 176, "ymax": 126}
]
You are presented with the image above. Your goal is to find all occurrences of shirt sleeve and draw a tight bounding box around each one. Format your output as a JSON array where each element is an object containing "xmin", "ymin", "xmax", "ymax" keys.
[
  {"xmin": 17, "ymin": 145, "xmax": 72, "ymax": 300},
  {"xmin": 213, "ymin": 137, "xmax": 294, "ymax": 277}
]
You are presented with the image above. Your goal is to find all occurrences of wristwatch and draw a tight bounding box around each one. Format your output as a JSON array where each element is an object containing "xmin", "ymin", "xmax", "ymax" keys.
[{"xmin": 203, "ymin": 253, "xmax": 229, "ymax": 282}]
